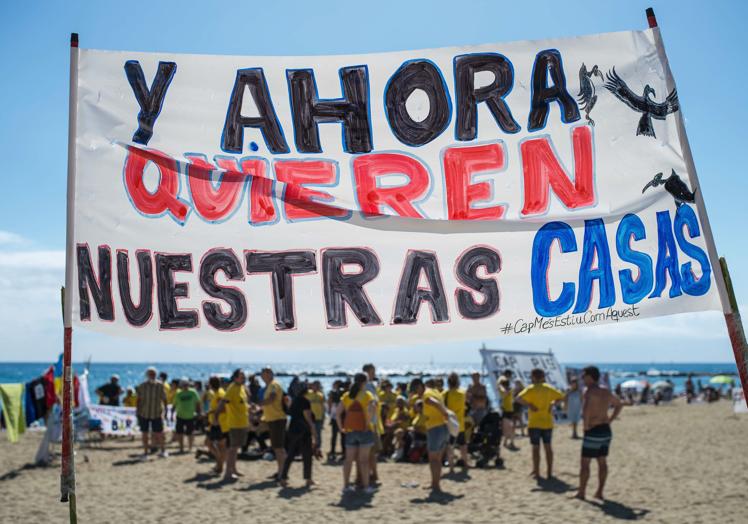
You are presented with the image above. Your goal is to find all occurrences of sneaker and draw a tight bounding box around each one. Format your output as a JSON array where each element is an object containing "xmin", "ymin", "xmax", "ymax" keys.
[
  {"xmin": 138, "ymin": 454, "xmax": 148, "ymax": 462},
  {"xmin": 342, "ymin": 485, "xmax": 356, "ymax": 495},
  {"xmin": 364, "ymin": 485, "xmax": 377, "ymax": 495},
  {"xmin": 158, "ymin": 450, "xmax": 169, "ymax": 458}
]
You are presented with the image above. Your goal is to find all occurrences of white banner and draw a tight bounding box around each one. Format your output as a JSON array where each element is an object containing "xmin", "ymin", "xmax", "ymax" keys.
[
  {"xmin": 70, "ymin": 27, "xmax": 723, "ymax": 349},
  {"xmin": 88, "ymin": 404, "xmax": 139, "ymax": 435},
  {"xmin": 733, "ymin": 389, "xmax": 748, "ymax": 414}
]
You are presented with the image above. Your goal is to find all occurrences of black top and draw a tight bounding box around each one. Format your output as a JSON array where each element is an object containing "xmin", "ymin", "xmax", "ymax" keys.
[
  {"xmin": 287, "ymin": 396, "xmax": 311, "ymax": 434},
  {"xmin": 97, "ymin": 383, "xmax": 122, "ymax": 406}
]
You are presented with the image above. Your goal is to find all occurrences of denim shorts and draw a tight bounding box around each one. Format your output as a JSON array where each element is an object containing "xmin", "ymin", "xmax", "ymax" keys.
[
  {"xmin": 427, "ymin": 424, "xmax": 449, "ymax": 453},
  {"xmin": 345, "ymin": 430, "xmax": 374, "ymax": 448}
]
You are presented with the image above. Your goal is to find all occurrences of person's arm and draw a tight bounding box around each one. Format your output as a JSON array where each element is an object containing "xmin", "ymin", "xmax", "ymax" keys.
[
  {"xmin": 335, "ymin": 401, "xmax": 345, "ymax": 431},
  {"xmin": 303, "ymin": 408, "xmax": 316, "ymax": 447},
  {"xmin": 516, "ymin": 391, "xmax": 537, "ymax": 412},
  {"xmin": 425, "ymin": 396, "xmax": 449, "ymax": 418},
  {"xmin": 194, "ymin": 392, "xmax": 202, "ymax": 416},
  {"xmin": 581, "ymin": 389, "xmax": 591, "ymax": 431},
  {"xmin": 608, "ymin": 391, "xmax": 623, "ymax": 424},
  {"xmin": 260, "ymin": 384, "xmax": 277, "ymax": 406}
]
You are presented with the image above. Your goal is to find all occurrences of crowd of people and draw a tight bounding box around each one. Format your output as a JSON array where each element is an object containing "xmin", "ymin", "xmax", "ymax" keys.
[{"xmin": 94, "ymin": 364, "xmax": 622, "ymax": 499}]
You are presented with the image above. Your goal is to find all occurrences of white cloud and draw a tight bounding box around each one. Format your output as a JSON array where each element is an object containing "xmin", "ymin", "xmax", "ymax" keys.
[
  {"xmin": 0, "ymin": 250, "xmax": 65, "ymax": 269},
  {"xmin": 0, "ymin": 230, "xmax": 25, "ymax": 246}
]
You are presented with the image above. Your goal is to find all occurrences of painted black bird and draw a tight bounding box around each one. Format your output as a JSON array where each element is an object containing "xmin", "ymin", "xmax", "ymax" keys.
[
  {"xmin": 604, "ymin": 67, "xmax": 679, "ymax": 138},
  {"xmin": 642, "ymin": 169, "xmax": 697, "ymax": 207},
  {"xmin": 578, "ymin": 63, "xmax": 603, "ymax": 126}
]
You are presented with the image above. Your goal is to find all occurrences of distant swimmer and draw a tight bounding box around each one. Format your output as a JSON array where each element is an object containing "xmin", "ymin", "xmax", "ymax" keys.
[{"xmin": 575, "ymin": 366, "xmax": 623, "ymax": 501}]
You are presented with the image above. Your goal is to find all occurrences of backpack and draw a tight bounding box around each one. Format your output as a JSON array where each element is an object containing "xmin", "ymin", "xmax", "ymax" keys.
[{"xmin": 343, "ymin": 399, "xmax": 367, "ymax": 432}]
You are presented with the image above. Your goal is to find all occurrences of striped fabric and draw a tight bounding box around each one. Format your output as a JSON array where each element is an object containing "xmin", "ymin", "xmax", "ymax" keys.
[{"xmin": 136, "ymin": 380, "xmax": 166, "ymax": 419}]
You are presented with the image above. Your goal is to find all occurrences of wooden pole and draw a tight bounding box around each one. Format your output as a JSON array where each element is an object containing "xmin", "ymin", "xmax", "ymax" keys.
[
  {"xmin": 61, "ymin": 32, "xmax": 79, "ymax": 524},
  {"xmin": 647, "ymin": 8, "xmax": 748, "ymax": 401},
  {"xmin": 720, "ymin": 258, "xmax": 748, "ymax": 400}
]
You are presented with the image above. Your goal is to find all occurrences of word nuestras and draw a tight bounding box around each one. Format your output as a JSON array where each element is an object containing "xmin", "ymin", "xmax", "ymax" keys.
[{"xmin": 76, "ymin": 245, "xmax": 502, "ymax": 331}]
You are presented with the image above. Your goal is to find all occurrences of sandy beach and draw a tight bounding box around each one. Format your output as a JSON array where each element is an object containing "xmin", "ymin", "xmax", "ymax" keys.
[{"xmin": 1, "ymin": 398, "xmax": 746, "ymax": 523}]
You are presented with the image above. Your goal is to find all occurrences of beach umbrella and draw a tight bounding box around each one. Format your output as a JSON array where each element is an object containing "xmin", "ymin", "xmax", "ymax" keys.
[
  {"xmin": 620, "ymin": 379, "xmax": 645, "ymax": 389},
  {"xmin": 709, "ymin": 375, "xmax": 734, "ymax": 385},
  {"xmin": 652, "ymin": 381, "xmax": 672, "ymax": 389}
]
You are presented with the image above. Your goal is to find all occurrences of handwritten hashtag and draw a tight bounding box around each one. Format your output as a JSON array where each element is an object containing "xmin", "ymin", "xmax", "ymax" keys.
[{"xmin": 501, "ymin": 323, "xmax": 512, "ymax": 334}]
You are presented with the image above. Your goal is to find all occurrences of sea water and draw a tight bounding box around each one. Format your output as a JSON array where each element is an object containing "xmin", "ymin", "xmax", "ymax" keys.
[{"xmin": 0, "ymin": 361, "xmax": 738, "ymax": 405}]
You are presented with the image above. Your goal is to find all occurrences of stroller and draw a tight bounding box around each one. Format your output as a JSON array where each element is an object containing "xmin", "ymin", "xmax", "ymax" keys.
[{"xmin": 469, "ymin": 410, "xmax": 503, "ymax": 468}]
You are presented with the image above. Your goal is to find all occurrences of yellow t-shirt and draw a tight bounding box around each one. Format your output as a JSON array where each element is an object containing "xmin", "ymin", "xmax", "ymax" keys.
[
  {"xmin": 442, "ymin": 388, "xmax": 466, "ymax": 432},
  {"xmin": 123, "ymin": 395, "xmax": 137, "ymax": 408},
  {"xmin": 209, "ymin": 387, "xmax": 229, "ymax": 433},
  {"xmin": 500, "ymin": 387, "xmax": 514, "ymax": 412},
  {"xmin": 341, "ymin": 390, "xmax": 375, "ymax": 431},
  {"xmin": 163, "ymin": 383, "xmax": 173, "ymax": 404},
  {"xmin": 305, "ymin": 390, "xmax": 325, "ymax": 422},
  {"xmin": 517, "ymin": 383, "xmax": 564, "ymax": 429},
  {"xmin": 224, "ymin": 382, "xmax": 249, "ymax": 430},
  {"xmin": 389, "ymin": 406, "xmax": 410, "ymax": 431},
  {"xmin": 261, "ymin": 381, "xmax": 286, "ymax": 422},
  {"xmin": 422, "ymin": 388, "xmax": 447, "ymax": 430},
  {"xmin": 378, "ymin": 390, "xmax": 398, "ymax": 411},
  {"xmin": 412, "ymin": 413, "xmax": 428, "ymax": 434}
]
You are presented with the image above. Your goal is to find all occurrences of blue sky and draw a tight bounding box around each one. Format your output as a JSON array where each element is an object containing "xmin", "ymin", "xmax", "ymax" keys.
[{"xmin": 0, "ymin": 0, "xmax": 746, "ymax": 364}]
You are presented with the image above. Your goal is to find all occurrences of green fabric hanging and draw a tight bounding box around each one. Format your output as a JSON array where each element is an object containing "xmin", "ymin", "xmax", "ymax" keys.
[{"xmin": 0, "ymin": 383, "xmax": 26, "ymax": 443}]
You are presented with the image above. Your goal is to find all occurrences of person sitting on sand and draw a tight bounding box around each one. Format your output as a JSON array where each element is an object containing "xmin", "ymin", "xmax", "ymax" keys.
[
  {"xmin": 575, "ymin": 365, "xmax": 623, "ymax": 501},
  {"xmin": 173, "ymin": 378, "xmax": 201, "ymax": 454},
  {"xmin": 517, "ymin": 368, "xmax": 564, "ymax": 479},
  {"xmin": 136, "ymin": 367, "xmax": 168, "ymax": 460},
  {"xmin": 336, "ymin": 372, "xmax": 377, "ymax": 495},
  {"xmin": 410, "ymin": 378, "xmax": 450, "ymax": 492},
  {"xmin": 388, "ymin": 396, "xmax": 412, "ymax": 461},
  {"xmin": 215, "ymin": 369, "xmax": 249, "ymax": 482},
  {"xmin": 280, "ymin": 378, "xmax": 317, "ymax": 488}
]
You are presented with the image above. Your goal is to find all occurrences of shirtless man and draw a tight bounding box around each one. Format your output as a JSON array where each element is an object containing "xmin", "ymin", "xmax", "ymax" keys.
[
  {"xmin": 466, "ymin": 372, "xmax": 488, "ymax": 425},
  {"xmin": 575, "ymin": 366, "xmax": 623, "ymax": 500}
]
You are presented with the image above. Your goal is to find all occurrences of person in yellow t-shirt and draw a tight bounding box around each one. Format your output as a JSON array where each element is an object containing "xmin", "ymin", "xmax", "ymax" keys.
[
  {"xmin": 206, "ymin": 376, "xmax": 229, "ymax": 475},
  {"xmin": 443, "ymin": 372, "xmax": 469, "ymax": 471},
  {"xmin": 335, "ymin": 373, "xmax": 376, "ymax": 494},
  {"xmin": 260, "ymin": 367, "xmax": 287, "ymax": 480},
  {"xmin": 123, "ymin": 387, "xmax": 137, "ymax": 408},
  {"xmin": 215, "ymin": 369, "xmax": 249, "ymax": 482},
  {"xmin": 498, "ymin": 375, "xmax": 517, "ymax": 450},
  {"xmin": 517, "ymin": 368, "xmax": 565, "ymax": 479},
  {"xmin": 305, "ymin": 380, "xmax": 325, "ymax": 452},
  {"xmin": 410, "ymin": 378, "xmax": 449, "ymax": 493}
]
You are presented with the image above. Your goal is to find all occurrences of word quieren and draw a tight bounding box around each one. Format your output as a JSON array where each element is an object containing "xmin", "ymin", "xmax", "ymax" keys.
[
  {"xmin": 76, "ymin": 245, "xmax": 501, "ymax": 331},
  {"xmin": 125, "ymin": 50, "xmax": 580, "ymax": 154},
  {"xmin": 531, "ymin": 205, "xmax": 711, "ymax": 317},
  {"xmin": 123, "ymin": 125, "xmax": 593, "ymax": 224}
]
